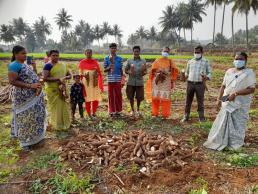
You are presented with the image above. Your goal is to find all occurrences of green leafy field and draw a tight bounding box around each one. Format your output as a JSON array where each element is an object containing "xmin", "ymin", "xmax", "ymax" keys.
[{"xmin": 0, "ymin": 52, "xmax": 234, "ymax": 62}]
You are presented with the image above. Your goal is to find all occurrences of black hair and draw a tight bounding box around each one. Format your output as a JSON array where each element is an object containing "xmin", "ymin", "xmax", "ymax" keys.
[
  {"xmin": 73, "ymin": 74, "xmax": 80, "ymax": 79},
  {"xmin": 194, "ymin": 45, "xmax": 203, "ymax": 52},
  {"xmin": 85, "ymin": 48, "xmax": 92, "ymax": 52},
  {"xmin": 133, "ymin": 46, "xmax": 141, "ymax": 51},
  {"xmin": 164, "ymin": 46, "xmax": 170, "ymax": 51},
  {"xmin": 11, "ymin": 45, "xmax": 25, "ymax": 62},
  {"xmin": 109, "ymin": 43, "xmax": 117, "ymax": 48},
  {"xmin": 49, "ymin": 50, "xmax": 59, "ymax": 55},
  {"xmin": 237, "ymin": 52, "xmax": 248, "ymax": 60}
]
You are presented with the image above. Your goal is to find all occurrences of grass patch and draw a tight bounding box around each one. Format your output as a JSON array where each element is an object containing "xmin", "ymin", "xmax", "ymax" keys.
[
  {"xmin": 189, "ymin": 176, "xmax": 208, "ymax": 194},
  {"xmin": 250, "ymin": 109, "xmax": 258, "ymax": 118},
  {"xmin": 253, "ymin": 185, "xmax": 258, "ymax": 194},
  {"xmin": 29, "ymin": 171, "xmax": 95, "ymax": 194},
  {"xmin": 193, "ymin": 120, "xmax": 212, "ymax": 133},
  {"xmin": 188, "ymin": 133, "xmax": 202, "ymax": 147},
  {"xmin": 0, "ymin": 113, "xmax": 21, "ymax": 182},
  {"xmin": 20, "ymin": 152, "xmax": 64, "ymax": 176},
  {"xmin": 226, "ymin": 153, "xmax": 258, "ymax": 167},
  {"xmin": 113, "ymin": 164, "xmax": 126, "ymax": 173},
  {"xmin": 189, "ymin": 188, "xmax": 208, "ymax": 194}
]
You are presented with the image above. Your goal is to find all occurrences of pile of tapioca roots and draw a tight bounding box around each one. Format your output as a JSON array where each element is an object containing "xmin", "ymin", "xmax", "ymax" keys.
[{"xmin": 60, "ymin": 130, "xmax": 195, "ymax": 174}]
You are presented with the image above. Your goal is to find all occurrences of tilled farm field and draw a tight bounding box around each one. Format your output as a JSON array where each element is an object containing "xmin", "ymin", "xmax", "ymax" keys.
[{"xmin": 0, "ymin": 55, "xmax": 258, "ymax": 194}]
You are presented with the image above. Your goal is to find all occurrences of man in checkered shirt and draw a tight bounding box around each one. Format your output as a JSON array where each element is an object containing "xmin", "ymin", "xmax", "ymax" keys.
[{"xmin": 181, "ymin": 45, "xmax": 212, "ymax": 122}]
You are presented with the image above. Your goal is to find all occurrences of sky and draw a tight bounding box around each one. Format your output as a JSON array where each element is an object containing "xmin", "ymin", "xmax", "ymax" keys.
[{"xmin": 0, "ymin": 0, "xmax": 258, "ymax": 45}]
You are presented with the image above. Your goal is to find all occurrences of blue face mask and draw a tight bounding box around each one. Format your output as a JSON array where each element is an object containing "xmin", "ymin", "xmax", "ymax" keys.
[
  {"xmin": 162, "ymin": 52, "xmax": 169, "ymax": 58},
  {"xmin": 233, "ymin": 60, "xmax": 246, "ymax": 69}
]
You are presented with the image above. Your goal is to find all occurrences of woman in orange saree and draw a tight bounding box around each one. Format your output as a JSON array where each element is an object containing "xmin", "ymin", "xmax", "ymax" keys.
[{"xmin": 146, "ymin": 47, "xmax": 178, "ymax": 119}]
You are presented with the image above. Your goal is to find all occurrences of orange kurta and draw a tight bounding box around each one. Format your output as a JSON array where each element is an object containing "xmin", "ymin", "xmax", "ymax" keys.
[{"xmin": 146, "ymin": 57, "xmax": 178, "ymax": 117}]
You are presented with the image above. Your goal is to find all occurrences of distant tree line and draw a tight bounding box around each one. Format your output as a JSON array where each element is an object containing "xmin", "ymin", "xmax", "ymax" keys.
[{"xmin": 0, "ymin": 0, "xmax": 258, "ymax": 53}]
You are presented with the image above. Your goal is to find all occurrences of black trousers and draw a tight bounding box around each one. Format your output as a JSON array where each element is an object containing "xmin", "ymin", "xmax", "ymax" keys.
[
  {"xmin": 184, "ymin": 81, "xmax": 205, "ymax": 118},
  {"xmin": 71, "ymin": 102, "xmax": 84, "ymax": 118}
]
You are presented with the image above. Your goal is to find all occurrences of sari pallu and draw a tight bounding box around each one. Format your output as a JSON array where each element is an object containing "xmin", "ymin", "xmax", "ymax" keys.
[
  {"xmin": 146, "ymin": 58, "xmax": 178, "ymax": 117},
  {"xmin": 45, "ymin": 63, "xmax": 71, "ymax": 130},
  {"xmin": 204, "ymin": 68, "xmax": 256, "ymax": 150},
  {"xmin": 78, "ymin": 59, "xmax": 104, "ymax": 102},
  {"xmin": 11, "ymin": 64, "xmax": 46, "ymax": 147}
]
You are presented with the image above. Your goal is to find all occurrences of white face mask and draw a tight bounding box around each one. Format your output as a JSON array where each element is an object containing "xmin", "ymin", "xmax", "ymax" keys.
[
  {"xmin": 162, "ymin": 52, "xmax": 169, "ymax": 58},
  {"xmin": 233, "ymin": 60, "xmax": 246, "ymax": 69},
  {"xmin": 194, "ymin": 53, "xmax": 202, "ymax": 59}
]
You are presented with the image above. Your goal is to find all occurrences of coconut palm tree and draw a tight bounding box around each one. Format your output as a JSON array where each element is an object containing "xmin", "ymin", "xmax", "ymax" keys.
[
  {"xmin": 12, "ymin": 17, "xmax": 29, "ymax": 42},
  {"xmin": 205, "ymin": 0, "xmax": 218, "ymax": 45},
  {"xmin": 220, "ymin": 0, "xmax": 229, "ymax": 39},
  {"xmin": 177, "ymin": 2, "xmax": 192, "ymax": 42},
  {"xmin": 75, "ymin": 20, "xmax": 94, "ymax": 48},
  {"xmin": 147, "ymin": 26, "xmax": 158, "ymax": 46},
  {"xmin": 93, "ymin": 25, "xmax": 104, "ymax": 50},
  {"xmin": 159, "ymin": 5, "xmax": 176, "ymax": 33},
  {"xmin": 187, "ymin": 0, "xmax": 207, "ymax": 46},
  {"xmin": 25, "ymin": 28, "xmax": 37, "ymax": 52},
  {"xmin": 231, "ymin": 10, "xmax": 235, "ymax": 53},
  {"xmin": 112, "ymin": 24, "xmax": 122, "ymax": 43},
  {"xmin": 55, "ymin": 8, "xmax": 73, "ymax": 32},
  {"xmin": 0, "ymin": 24, "xmax": 15, "ymax": 48},
  {"xmin": 101, "ymin": 22, "xmax": 112, "ymax": 45},
  {"xmin": 160, "ymin": 5, "xmax": 185, "ymax": 48},
  {"xmin": 33, "ymin": 16, "xmax": 52, "ymax": 48},
  {"xmin": 220, "ymin": 0, "xmax": 230, "ymax": 52},
  {"xmin": 232, "ymin": 0, "xmax": 258, "ymax": 51},
  {"xmin": 135, "ymin": 26, "xmax": 148, "ymax": 48},
  {"xmin": 127, "ymin": 33, "xmax": 138, "ymax": 47}
]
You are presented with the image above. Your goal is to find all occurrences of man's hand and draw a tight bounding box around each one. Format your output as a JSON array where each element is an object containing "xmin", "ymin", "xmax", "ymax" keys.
[
  {"xmin": 129, "ymin": 66, "xmax": 134, "ymax": 75},
  {"xmin": 201, "ymin": 75, "xmax": 208, "ymax": 81}
]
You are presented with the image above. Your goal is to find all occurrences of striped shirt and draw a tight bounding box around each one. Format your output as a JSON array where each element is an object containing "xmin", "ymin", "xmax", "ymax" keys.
[
  {"xmin": 104, "ymin": 55, "xmax": 123, "ymax": 83},
  {"xmin": 185, "ymin": 57, "xmax": 212, "ymax": 82}
]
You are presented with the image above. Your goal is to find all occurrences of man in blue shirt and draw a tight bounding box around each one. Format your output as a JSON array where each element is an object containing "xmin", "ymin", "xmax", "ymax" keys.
[{"xmin": 104, "ymin": 43, "xmax": 123, "ymax": 117}]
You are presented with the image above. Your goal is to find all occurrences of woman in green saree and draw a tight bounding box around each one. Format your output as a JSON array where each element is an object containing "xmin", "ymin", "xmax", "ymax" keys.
[{"xmin": 43, "ymin": 50, "xmax": 71, "ymax": 130}]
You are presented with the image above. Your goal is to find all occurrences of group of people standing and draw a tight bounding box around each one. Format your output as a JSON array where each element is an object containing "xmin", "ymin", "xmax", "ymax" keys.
[{"xmin": 7, "ymin": 44, "xmax": 256, "ymax": 153}]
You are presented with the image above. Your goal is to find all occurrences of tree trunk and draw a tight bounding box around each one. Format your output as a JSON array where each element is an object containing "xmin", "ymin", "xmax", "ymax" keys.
[
  {"xmin": 184, "ymin": 28, "xmax": 186, "ymax": 41},
  {"xmin": 98, "ymin": 39, "xmax": 100, "ymax": 51},
  {"xmin": 106, "ymin": 35, "xmax": 109, "ymax": 45},
  {"xmin": 178, "ymin": 29, "xmax": 181, "ymax": 53},
  {"xmin": 220, "ymin": 2, "xmax": 226, "ymax": 54},
  {"xmin": 231, "ymin": 12, "xmax": 235, "ymax": 54},
  {"xmin": 212, "ymin": 1, "xmax": 217, "ymax": 45},
  {"xmin": 245, "ymin": 11, "xmax": 249, "ymax": 52},
  {"xmin": 191, "ymin": 27, "xmax": 193, "ymax": 47}
]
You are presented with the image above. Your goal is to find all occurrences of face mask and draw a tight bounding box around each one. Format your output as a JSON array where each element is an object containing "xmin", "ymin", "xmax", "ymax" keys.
[
  {"xmin": 233, "ymin": 60, "xmax": 246, "ymax": 69},
  {"xmin": 194, "ymin": 53, "xmax": 202, "ymax": 59},
  {"xmin": 162, "ymin": 52, "xmax": 169, "ymax": 58}
]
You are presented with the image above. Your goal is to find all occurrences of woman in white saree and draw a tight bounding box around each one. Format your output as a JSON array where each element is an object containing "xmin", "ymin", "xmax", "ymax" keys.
[{"xmin": 204, "ymin": 52, "xmax": 256, "ymax": 151}]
